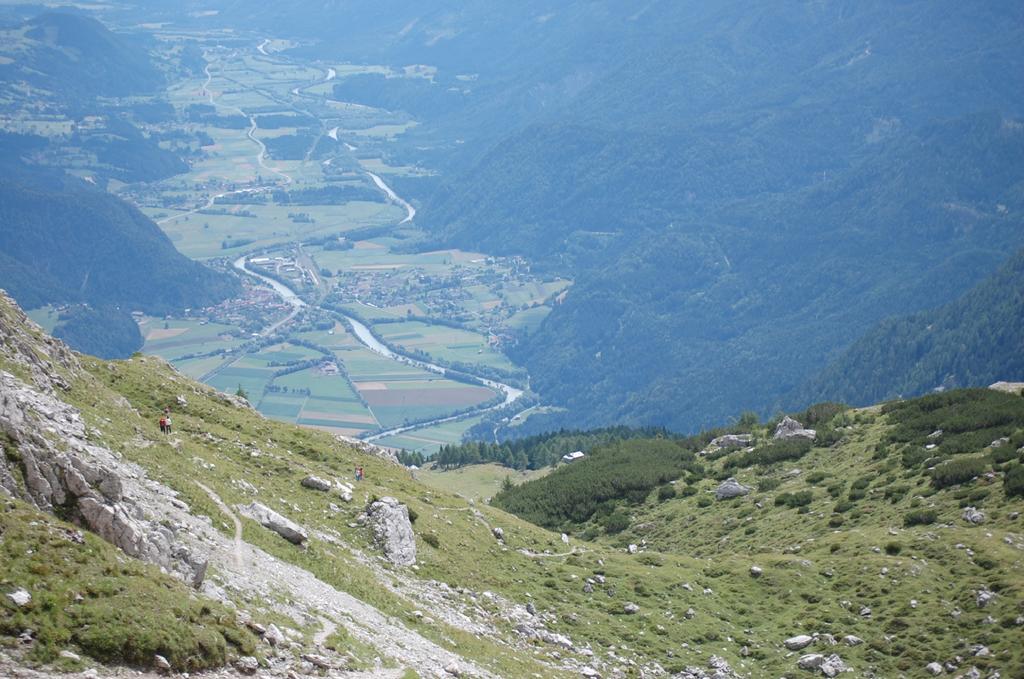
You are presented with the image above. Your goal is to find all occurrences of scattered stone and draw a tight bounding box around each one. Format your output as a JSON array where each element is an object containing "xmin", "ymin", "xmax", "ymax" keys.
[
  {"xmin": 924, "ymin": 662, "xmax": 943, "ymax": 675},
  {"xmin": 59, "ymin": 650, "xmax": 81, "ymax": 662},
  {"xmin": 820, "ymin": 654, "xmax": 848, "ymax": 677},
  {"xmin": 583, "ymin": 582, "xmax": 594, "ymax": 594},
  {"xmin": 773, "ymin": 416, "xmax": 817, "ymax": 441},
  {"xmin": 580, "ymin": 668, "xmax": 601, "ymax": 678},
  {"xmin": 990, "ymin": 437, "xmax": 1010, "ymax": 448},
  {"xmin": 797, "ymin": 653, "xmax": 825, "ymax": 671},
  {"xmin": 842, "ymin": 635, "xmax": 863, "ymax": 646},
  {"xmin": 976, "ymin": 589, "xmax": 996, "ymax": 607},
  {"xmin": 237, "ymin": 502, "xmax": 307, "ymax": 545},
  {"xmin": 492, "ymin": 526, "xmax": 504, "ymax": 541},
  {"xmin": 684, "ymin": 607, "xmax": 696, "ymax": 619},
  {"xmin": 153, "ymin": 655, "xmax": 171, "ymax": 671},
  {"xmin": 6, "ymin": 589, "xmax": 31, "ymax": 607},
  {"xmin": 234, "ymin": 656, "xmax": 259, "ymax": 675},
  {"xmin": 624, "ymin": 602, "xmax": 640, "ymax": 614},
  {"xmin": 749, "ymin": 565, "xmax": 763, "ymax": 578},
  {"xmin": 300, "ymin": 475, "xmax": 332, "ymax": 492},
  {"xmin": 366, "ymin": 497, "xmax": 417, "ymax": 566},
  {"xmin": 715, "ymin": 478, "xmax": 752, "ymax": 500},
  {"xmin": 175, "ymin": 395, "xmax": 188, "ymax": 408},
  {"xmin": 444, "ymin": 661, "xmax": 461, "ymax": 676},
  {"xmin": 302, "ymin": 653, "xmax": 333, "ymax": 669},
  {"xmin": 628, "ymin": 544, "xmax": 639, "ymax": 554},
  {"xmin": 265, "ymin": 623, "xmax": 285, "ymax": 647},
  {"xmin": 971, "ymin": 645, "xmax": 991, "ymax": 658},
  {"xmin": 962, "ymin": 507, "xmax": 985, "ymax": 524},
  {"xmin": 859, "ymin": 606, "xmax": 872, "ymax": 617},
  {"xmin": 561, "ymin": 532, "xmax": 570, "ymax": 544},
  {"xmin": 927, "ymin": 429, "xmax": 944, "ymax": 439},
  {"xmin": 784, "ymin": 634, "xmax": 814, "ymax": 651}
]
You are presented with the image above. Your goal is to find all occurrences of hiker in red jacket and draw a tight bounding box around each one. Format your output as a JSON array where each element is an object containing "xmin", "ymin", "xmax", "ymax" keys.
[{"xmin": 159, "ymin": 416, "xmax": 167, "ymax": 434}]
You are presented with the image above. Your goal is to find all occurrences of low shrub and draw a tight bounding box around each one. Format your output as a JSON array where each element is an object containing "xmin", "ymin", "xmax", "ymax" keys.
[
  {"xmin": 774, "ymin": 491, "xmax": 813, "ymax": 508},
  {"xmin": 931, "ymin": 456, "xmax": 987, "ymax": 489},
  {"xmin": 904, "ymin": 509, "xmax": 938, "ymax": 526},
  {"xmin": 1005, "ymin": 463, "xmax": 1024, "ymax": 498}
]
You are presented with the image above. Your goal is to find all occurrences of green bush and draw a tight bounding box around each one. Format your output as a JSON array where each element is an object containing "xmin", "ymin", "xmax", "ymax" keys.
[
  {"xmin": 757, "ymin": 478, "xmax": 782, "ymax": 492},
  {"xmin": 904, "ymin": 509, "xmax": 938, "ymax": 526},
  {"xmin": 884, "ymin": 484, "xmax": 910, "ymax": 503},
  {"xmin": 421, "ymin": 533, "xmax": 440, "ymax": 548},
  {"xmin": 826, "ymin": 482, "xmax": 845, "ymax": 498},
  {"xmin": 603, "ymin": 510, "xmax": 631, "ymax": 534},
  {"xmin": 697, "ymin": 496, "xmax": 713, "ymax": 508},
  {"xmin": 828, "ymin": 515, "xmax": 845, "ymax": 527},
  {"xmin": 833, "ymin": 500, "xmax": 855, "ymax": 514},
  {"xmin": 931, "ymin": 456, "xmax": 987, "ymax": 489},
  {"xmin": 806, "ymin": 471, "xmax": 828, "ymax": 485},
  {"xmin": 774, "ymin": 491, "xmax": 813, "ymax": 508},
  {"xmin": 1005, "ymin": 463, "xmax": 1024, "ymax": 497},
  {"xmin": 679, "ymin": 484, "xmax": 698, "ymax": 497},
  {"xmin": 656, "ymin": 484, "xmax": 676, "ymax": 502},
  {"xmin": 884, "ymin": 541, "xmax": 903, "ymax": 555},
  {"xmin": 724, "ymin": 439, "xmax": 812, "ymax": 469}
]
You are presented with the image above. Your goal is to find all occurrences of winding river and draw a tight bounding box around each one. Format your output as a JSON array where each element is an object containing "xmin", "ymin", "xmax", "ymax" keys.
[{"xmin": 232, "ymin": 257, "xmax": 522, "ymax": 441}]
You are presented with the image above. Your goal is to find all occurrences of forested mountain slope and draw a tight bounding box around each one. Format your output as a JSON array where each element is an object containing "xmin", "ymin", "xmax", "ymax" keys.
[{"xmin": 799, "ymin": 248, "xmax": 1024, "ymax": 406}]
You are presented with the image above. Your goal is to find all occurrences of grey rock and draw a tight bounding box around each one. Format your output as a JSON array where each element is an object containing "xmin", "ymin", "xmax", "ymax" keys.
[
  {"xmin": 962, "ymin": 507, "xmax": 985, "ymax": 524},
  {"xmin": 842, "ymin": 635, "xmax": 863, "ymax": 646},
  {"xmin": 924, "ymin": 662, "xmax": 943, "ymax": 675},
  {"xmin": 153, "ymin": 654, "xmax": 171, "ymax": 671},
  {"xmin": 6, "ymin": 589, "xmax": 31, "ymax": 607},
  {"xmin": 976, "ymin": 589, "xmax": 996, "ymax": 607},
  {"xmin": 444, "ymin": 661, "xmax": 462, "ymax": 676},
  {"xmin": 265, "ymin": 623, "xmax": 285, "ymax": 647},
  {"xmin": 773, "ymin": 416, "xmax": 817, "ymax": 441},
  {"xmin": 623, "ymin": 602, "xmax": 640, "ymax": 614},
  {"xmin": 749, "ymin": 565, "xmax": 763, "ymax": 578},
  {"xmin": 797, "ymin": 653, "xmax": 825, "ymax": 670},
  {"xmin": 715, "ymin": 478, "xmax": 752, "ymax": 500},
  {"xmin": 237, "ymin": 502, "xmax": 308, "ymax": 545},
  {"xmin": 710, "ymin": 434, "xmax": 753, "ymax": 449},
  {"xmin": 784, "ymin": 634, "xmax": 814, "ymax": 650},
  {"xmin": 58, "ymin": 650, "xmax": 81, "ymax": 662},
  {"xmin": 366, "ymin": 496, "xmax": 417, "ymax": 566},
  {"xmin": 0, "ymin": 368, "xmax": 206, "ymax": 587},
  {"xmin": 234, "ymin": 656, "xmax": 259, "ymax": 675},
  {"xmin": 492, "ymin": 526, "xmax": 504, "ymax": 541},
  {"xmin": 300, "ymin": 475, "xmax": 332, "ymax": 492},
  {"xmin": 820, "ymin": 654, "xmax": 848, "ymax": 677}
]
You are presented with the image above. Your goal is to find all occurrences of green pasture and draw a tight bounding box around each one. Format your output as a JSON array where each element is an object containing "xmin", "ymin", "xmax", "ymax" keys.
[{"xmin": 374, "ymin": 320, "xmax": 514, "ymax": 371}]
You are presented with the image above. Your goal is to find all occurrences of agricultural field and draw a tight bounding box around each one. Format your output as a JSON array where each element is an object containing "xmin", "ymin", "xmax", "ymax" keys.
[
  {"xmin": 140, "ymin": 317, "xmax": 245, "ymax": 363},
  {"xmin": 374, "ymin": 415, "xmax": 486, "ymax": 457},
  {"xmin": 375, "ymin": 320, "xmax": 515, "ymax": 371}
]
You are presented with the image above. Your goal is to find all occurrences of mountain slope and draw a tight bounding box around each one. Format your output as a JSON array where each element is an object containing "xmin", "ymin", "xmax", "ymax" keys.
[
  {"xmin": 799, "ymin": 248, "xmax": 1024, "ymax": 406},
  {"xmin": 494, "ymin": 394, "xmax": 1024, "ymax": 675}
]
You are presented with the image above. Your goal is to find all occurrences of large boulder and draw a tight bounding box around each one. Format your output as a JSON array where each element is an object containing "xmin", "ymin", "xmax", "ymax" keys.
[
  {"xmin": 301, "ymin": 475, "xmax": 332, "ymax": 492},
  {"xmin": 238, "ymin": 502, "xmax": 307, "ymax": 545},
  {"xmin": 715, "ymin": 478, "xmax": 752, "ymax": 500},
  {"xmin": 366, "ymin": 497, "xmax": 416, "ymax": 566},
  {"xmin": 784, "ymin": 634, "xmax": 814, "ymax": 650},
  {"xmin": 773, "ymin": 416, "xmax": 817, "ymax": 441}
]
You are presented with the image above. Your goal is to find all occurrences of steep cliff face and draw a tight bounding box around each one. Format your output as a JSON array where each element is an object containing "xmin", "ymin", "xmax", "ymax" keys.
[{"xmin": 0, "ymin": 291, "xmax": 207, "ymax": 586}]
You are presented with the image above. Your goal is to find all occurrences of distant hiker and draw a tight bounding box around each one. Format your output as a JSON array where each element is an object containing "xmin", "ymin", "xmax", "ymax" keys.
[
  {"xmin": 165, "ymin": 415, "xmax": 173, "ymax": 434},
  {"xmin": 164, "ymin": 406, "xmax": 171, "ymax": 416},
  {"xmin": 359, "ymin": 466, "xmax": 364, "ymax": 481},
  {"xmin": 354, "ymin": 466, "xmax": 360, "ymax": 482},
  {"xmin": 159, "ymin": 416, "xmax": 167, "ymax": 434}
]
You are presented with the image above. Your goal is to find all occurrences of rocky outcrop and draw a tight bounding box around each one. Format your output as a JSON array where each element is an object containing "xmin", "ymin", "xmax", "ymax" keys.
[
  {"xmin": 366, "ymin": 496, "xmax": 416, "ymax": 566},
  {"xmin": 988, "ymin": 381, "xmax": 1024, "ymax": 394},
  {"xmin": 237, "ymin": 502, "xmax": 308, "ymax": 545},
  {"xmin": 715, "ymin": 478, "xmax": 752, "ymax": 500},
  {"xmin": 962, "ymin": 506, "xmax": 985, "ymax": 524},
  {"xmin": 335, "ymin": 434, "xmax": 400, "ymax": 464},
  {"xmin": 710, "ymin": 434, "xmax": 753, "ymax": 449},
  {"xmin": 0, "ymin": 370, "xmax": 207, "ymax": 586},
  {"xmin": 773, "ymin": 416, "xmax": 817, "ymax": 441}
]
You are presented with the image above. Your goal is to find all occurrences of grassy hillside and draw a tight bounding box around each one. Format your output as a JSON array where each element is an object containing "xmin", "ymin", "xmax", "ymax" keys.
[
  {"xmin": 0, "ymin": 499, "xmax": 256, "ymax": 671},
  {"xmin": 495, "ymin": 391, "xmax": 1024, "ymax": 675}
]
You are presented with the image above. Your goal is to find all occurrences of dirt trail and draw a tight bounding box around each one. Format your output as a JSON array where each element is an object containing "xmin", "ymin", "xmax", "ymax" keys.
[
  {"xmin": 181, "ymin": 482, "xmax": 496, "ymax": 678},
  {"xmin": 195, "ymin": 480, "xmax": 244, "ymax": 568}
]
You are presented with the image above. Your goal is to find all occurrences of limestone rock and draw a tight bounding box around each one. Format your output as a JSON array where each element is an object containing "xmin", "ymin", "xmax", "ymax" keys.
[
  {"xmin": 300, "ymin": 475, "xmax": 332, "ymax": 492},
  {"xmin": 234, "ymin": 656, "xmax": 259, "ymax": 675},
  {"xmin": 715, "ymin": 478, "xmax": 752, "ymax": 500},
  {"xmin": 492, "ymin": 526, "xmax": 505, "ymax": 541},
  {"xmin": 962, "ymin": 507, "xmax": 985, "ymax": 524},
  {"xmin": 976, "ymin": 589, "xmax": 996, "ymax": 607},
  {"xmin": 820, "ymin": 654, "xmax": 848, "ymax": 677},
  {"xmin": 623, "ymin": 602, "xmax": 640, "ymax": 614},
  {"xmin": 925, "ymin": 662, "xmax": 943, "ymax": 676},
  {"xmin": 710, "ymin": 434, "xmax": 753, "ymax": 449},
  {"xmin": 6, "ymin": 589, "xmax": 31, "ymax": 607},
  {"xmin": 989, "ymin": 381, "xmax": 1024, "ymax": 394},
  {"xmin": 153, "ymin": 655, "xmax": 171, "ymax": 671},
  {"xmin": 0, "ymin": 369, "xmax": 206, "ymax": 586},
  {"xmin": 237, "ymin": 502, "xmax": 307, "ymax": 545},
  {"xmin": 785, "ymin": 634, "xmax": 814, "ymax": 650},
  {"xmin": 366, "ymin": 496, "xmax": 416, "ymax": 566},
  {"xmin": 842, "ymin": 635, "xmax": 863, "ymax": 646},
  {"xmin": 749, "ymin": 565, "xmax": 763, "ymax": 578},
  {"xmin": 773, "ymin": 416, "xmax": 817, "ymax": 441},
  {"xmin": 797, "ymin": 654, "xmax": 825, "ymax": 671}
]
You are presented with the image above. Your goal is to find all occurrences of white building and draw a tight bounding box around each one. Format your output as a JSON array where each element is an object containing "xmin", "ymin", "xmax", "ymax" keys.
[{"xmin": 561, "ymin": 451, "xmax": 585, "ymax": 463}]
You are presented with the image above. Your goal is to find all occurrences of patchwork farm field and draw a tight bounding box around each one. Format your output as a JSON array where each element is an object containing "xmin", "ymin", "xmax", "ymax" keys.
[{"xmin": 375, "ymin": 320, "xmax": 515, "ymax": 371}]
